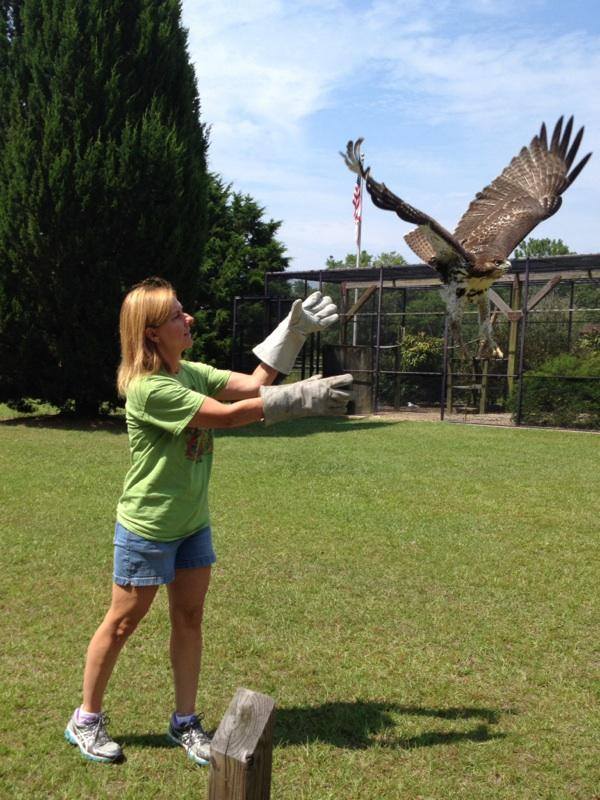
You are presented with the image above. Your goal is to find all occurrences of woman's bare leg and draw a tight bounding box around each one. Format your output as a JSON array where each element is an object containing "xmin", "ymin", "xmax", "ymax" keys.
[
  {"xmin": 81, "ymin": 583, "xmax": 159, "ymax": 712},
  {"xmin": 167, "ymin": 567, "xmax": 212, "ymax": 715}
]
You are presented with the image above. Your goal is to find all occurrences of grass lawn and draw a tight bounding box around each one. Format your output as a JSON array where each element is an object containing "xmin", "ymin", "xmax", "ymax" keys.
[{"xmin": 0, "ymin": 412, "xmax": 598, "ymax": 799}]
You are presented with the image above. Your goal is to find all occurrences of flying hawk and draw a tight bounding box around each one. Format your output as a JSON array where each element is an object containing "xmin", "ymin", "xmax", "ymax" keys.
[{"xmin": 342, "ymin": 117, "xmax": 591, "ymax": 359}]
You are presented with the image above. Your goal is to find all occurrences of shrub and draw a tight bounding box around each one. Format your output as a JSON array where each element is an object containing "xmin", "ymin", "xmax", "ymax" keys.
[
  {"xmin": 378, "ymin": 332, "xmax": 444, "ymax": 407},
  {"xmin": 511, "ymin": 351, "xmax": 600, "ymax": 428}
]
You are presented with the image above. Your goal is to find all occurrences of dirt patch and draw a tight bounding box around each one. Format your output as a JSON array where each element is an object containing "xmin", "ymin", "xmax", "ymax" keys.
[
  {"xmin": 364, "ymin": 407, "xmax": 514, "ymax": 426},
  {"xmin": 359, "ymin": 407, "xmax": 600, "ymax": 433}
]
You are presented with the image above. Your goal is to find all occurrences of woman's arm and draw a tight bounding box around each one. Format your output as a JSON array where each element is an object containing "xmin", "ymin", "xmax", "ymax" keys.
[
  {"xmin": 187, "ymin": 395, "xmax": 264, "ymax": 429},
  {"xmin": 186, "ymin": 363, "xmax": 278, "ymax": 429},
  {"xmin": 187, "ymin": 372, "xmax": 352, "ymax": 429},
  {"xmin": 214, "ymin": 363, "xmax": 279, "ymax": 401}
]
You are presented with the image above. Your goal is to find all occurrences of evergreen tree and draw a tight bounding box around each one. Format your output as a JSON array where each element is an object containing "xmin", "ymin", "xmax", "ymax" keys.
[
  {"xmin": 190, "ymin": 174, "xmax": 288, "ymax": 367},
  {"xmin": 0, "ymin": 0, "xmax": 208, "ymax": 413}
]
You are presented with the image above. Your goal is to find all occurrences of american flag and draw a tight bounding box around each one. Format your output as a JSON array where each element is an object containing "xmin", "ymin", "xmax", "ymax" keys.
[{"xmin": 352, "ymin": 175, "xmax": 362, "ymax": 244}]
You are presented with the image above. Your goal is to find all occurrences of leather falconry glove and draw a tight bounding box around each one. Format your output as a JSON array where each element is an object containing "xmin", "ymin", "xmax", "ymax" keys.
[
  {"xmin": 260, "ymin": 374, "xmax": 353, "ymax": 426},
  {"xmin": 253, "ymin": 291, "xmax": 339, "ymax": 375}
]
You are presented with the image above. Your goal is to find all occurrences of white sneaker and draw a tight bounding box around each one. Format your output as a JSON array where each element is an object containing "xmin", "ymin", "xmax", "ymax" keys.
[
  {"xmin": 65, "ymin": 711, "xmax": 123, "ymax": 763},
  {"xmin": 166, "ymin": 713, "xmax": 212, "ymax": 766}
]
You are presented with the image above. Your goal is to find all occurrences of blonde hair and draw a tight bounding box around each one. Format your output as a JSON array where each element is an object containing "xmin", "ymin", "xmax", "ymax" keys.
[{"xmin": 117, "ymin": 277, "xmax": 176, "ymax": 397}]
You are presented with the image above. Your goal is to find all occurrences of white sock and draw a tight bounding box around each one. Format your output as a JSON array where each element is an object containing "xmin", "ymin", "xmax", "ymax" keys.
[
  {"xmin": 174, "ymin": 711, "xmax": 196, "ymax": 728},
  {"xmin": 76, "ymin": 707, "xmax": 100, "ymax": 725}
]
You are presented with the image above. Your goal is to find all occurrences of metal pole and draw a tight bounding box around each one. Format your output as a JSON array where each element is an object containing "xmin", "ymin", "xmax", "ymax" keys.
[
  {"xmin": 515, "ymin": 257, "xmax": 531, "ymax": 426},
  {"xmin": 567, "ymin": 280, "xmax": 575, "ymax": 351},
  {"xmin": 373, "ymin": 265, "xmax": 384, "ymax": 412},
  {"xmin": 440, "ymin": 315, "xmax": 449, "ymax": 421},
  {"xmin": 316, "ymin": 271, "xmax": 323, "ymax": 375},
  {"xmin": 263, "ymin": 273, "xmax": 270, "ymax": 339},
  {"xmin": 301, "ymin": 279, "xmax": 308, "ymax": 378},
  {"xmin": 231, "ymin": 296, "xmax": 238, "ymax": 370}
]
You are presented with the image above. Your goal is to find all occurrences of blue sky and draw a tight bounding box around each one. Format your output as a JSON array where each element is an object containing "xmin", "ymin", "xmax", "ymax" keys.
[{"xmin": 181, "ymin": 0, "xmax": 600, "ymax": 270}]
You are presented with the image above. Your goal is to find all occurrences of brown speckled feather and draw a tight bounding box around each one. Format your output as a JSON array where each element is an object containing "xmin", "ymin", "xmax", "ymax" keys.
[
  {"xmin": 454, "ymin": 117, "xmax": 591, "ymax": 262},
  {"xmin": 341, "ymin": 120, "xmax": 590, "ymax": 360},
  {"xmin": 341, "ymin": 138, "xmax": 474, "ymax": 265}
]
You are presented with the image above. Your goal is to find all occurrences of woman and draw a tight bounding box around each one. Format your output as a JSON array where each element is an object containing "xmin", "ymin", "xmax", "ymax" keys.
[{"xmin": 65, "ymin": 276, "xmax": 351, "ymax": 765}]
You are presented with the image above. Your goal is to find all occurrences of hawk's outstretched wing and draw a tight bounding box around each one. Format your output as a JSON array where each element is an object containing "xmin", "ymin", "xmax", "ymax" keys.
[
  {"xmin": 341, "ymin": 139, "xmax": 474, "ymax": 267},
  {"xmin": 454, "ymin": 117, "xmax": 591, "ymax": 262}
]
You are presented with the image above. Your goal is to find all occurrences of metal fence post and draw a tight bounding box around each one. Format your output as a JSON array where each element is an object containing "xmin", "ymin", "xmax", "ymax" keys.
[
  {"xmin": 515, "ymin": 257, "xmax": 531, "ymax": 426},
  {"xmin": 372, "ymin": 265, "xmax": 384, "ymax": 412}
]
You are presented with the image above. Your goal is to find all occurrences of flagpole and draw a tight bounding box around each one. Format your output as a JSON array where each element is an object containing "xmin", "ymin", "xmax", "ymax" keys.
[
  {"xmin": 352, "ymin": 156, "xmax": 364, "ymax": 345},
  {"xmin": 355, "ymin": 186, "xmax": 362, "ymax": 270}
]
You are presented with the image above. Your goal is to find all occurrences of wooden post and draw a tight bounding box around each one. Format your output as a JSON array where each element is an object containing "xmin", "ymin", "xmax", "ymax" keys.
[
  {"xmin": 393, "ymin": 345, "xmax": 402, "ymax": 410},
  {"xmin": 208, "ymin": 689, "xmax": 276, "ymax": 800},
  {"xmin": 507, "ymin": 275, "xmax": 521, "ymax": 395},
  {"xmin": 340, "ymin": 282, "xmax": 347, "ymax": 345},
  {"xmin": 342, "ymin": 285, "xmax": 377, "ymax": 338},
  {"xmin": 478, "ymin": 309, "xmax": 498, "ymax": 415},
  {"xmin": 445, "ymin": 354, "xmax": 453, "ymax": 415},
  {"xmin": 479, "ymin": 358, "xmax": 489, "ymax": 414}
]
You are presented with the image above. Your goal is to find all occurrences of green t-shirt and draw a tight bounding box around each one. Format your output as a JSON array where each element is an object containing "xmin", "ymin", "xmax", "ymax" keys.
[{"xmin": 116, "ymin": 360, "xmax": 231, "ymax": 541}]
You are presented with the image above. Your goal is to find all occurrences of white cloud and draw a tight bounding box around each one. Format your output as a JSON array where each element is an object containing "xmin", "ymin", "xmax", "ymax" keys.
[{"xmin": 182, "ymin": 1, "xmax": 600, "ymax": 268}]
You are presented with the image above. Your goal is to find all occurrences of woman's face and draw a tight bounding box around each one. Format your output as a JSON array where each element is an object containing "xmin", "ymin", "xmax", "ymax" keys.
[{"xmin": 149, "ymin": 296, "xmax": 194, "ymax": 353}]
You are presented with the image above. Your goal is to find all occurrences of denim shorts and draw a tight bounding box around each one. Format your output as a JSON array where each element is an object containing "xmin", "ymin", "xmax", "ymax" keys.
[{"xmin": 113, "ymin": 522, "xmax": 216, "ymax": 587}]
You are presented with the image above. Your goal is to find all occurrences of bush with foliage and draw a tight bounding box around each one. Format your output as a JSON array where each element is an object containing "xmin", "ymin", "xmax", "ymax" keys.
[
  {"xmin": 575, "ymin": 325, "xmax": 600, "ymax": 355},
  {"xmin": 511, "ymin": 350, "xmax": 600, "ymax": 429},
  {"xmin": 378, "ymin": 331, "xmax": 444, "ymax": 407}
]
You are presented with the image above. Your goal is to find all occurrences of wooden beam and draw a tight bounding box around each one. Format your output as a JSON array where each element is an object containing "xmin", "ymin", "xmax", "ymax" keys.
[
  {"xmin": 527, "ymin": 274, "xmax": 562, "ymax": 311},
  {"xmin": 345, "ymin": 279, "xmax": 440, "ymax": 289},
  {"xmin": 344, "ymin": 268, "xmax": 600, "ymax": 291},
  {"xmin": 488, "ymin": 288, "xmax": 512, "ymax": 317},
  {"xmin": 208, "ymin": 689, "xmax": 276, "ymax": 800},
  {"xmin": 507, "ymin": 275, "xmax": 521, "ymax": 395},
  {"xmin": 342, "ymin": 285, "xmax": 377, "ymax": 325}
]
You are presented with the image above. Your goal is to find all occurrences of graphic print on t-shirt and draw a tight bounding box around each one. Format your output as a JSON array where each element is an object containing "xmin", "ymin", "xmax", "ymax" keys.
[{"xmin": 185, "ymin": 428, "xmax": 213, "ymax": 462}]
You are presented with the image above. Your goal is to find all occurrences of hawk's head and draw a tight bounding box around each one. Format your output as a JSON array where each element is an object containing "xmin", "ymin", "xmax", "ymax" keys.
[{"xmin": 474, "ymin": 256, "xmax": 511, "ymax": 278}]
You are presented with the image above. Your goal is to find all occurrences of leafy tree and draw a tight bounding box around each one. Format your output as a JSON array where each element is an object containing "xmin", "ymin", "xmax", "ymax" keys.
[
  {"xmin": 514, "ymin": 238, "xmax": 572, "ymax": 259},
  {"xmin": 189, "ymin": 175, "xmax": 288, "ymax": 368},
  {"xmin": 326, "ymin": 250, "xmax": 406, "ymax": 269},
  {"xmin": 372, "ymin": 251, "xmax": 407, "ymax": 268},
  {"xmin": 0, "ymin": 0, "xmax": 208, "ymax": 414},
  {"xmin": 326, "ymin": 250, "xmax": 371, "ymax": 270}
]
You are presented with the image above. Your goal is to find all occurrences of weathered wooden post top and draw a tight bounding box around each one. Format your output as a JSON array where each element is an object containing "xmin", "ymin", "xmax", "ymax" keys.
[{"xmin": 208, "ymin": 688, "xmax": 276, "ymax": 800}]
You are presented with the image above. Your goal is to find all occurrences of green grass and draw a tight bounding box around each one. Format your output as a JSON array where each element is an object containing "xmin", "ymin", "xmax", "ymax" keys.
[{"xmin": 1, "ymin": 414, "xmax": 598, "ymax": 799}]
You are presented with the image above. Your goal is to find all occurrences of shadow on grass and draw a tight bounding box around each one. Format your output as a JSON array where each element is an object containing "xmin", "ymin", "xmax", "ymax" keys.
[
  {"xmin": 116, "ymin": 732, "xmax": 175, "ymax": 749},
  {"xmin": 0, "ymin": 413, "xmax": 127, "ymax": 434},
  {"xmin": 0, "ymin": 414, "xmax": 397, "ymax": 436},
  {"xmin": 219, "ymin": 416, "xmax": 398, "ymax": 438},
  {"xmin": 275, "ymin": 701, "xmax": 511, "ymax": 750},
  {"xmin": 115, "ymin": 702, "xmax": 508, "ymax": 754}
]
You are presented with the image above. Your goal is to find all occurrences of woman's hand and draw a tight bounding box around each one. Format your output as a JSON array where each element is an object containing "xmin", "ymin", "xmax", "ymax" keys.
[
  {"xmin": 252, "ymin": 291, "xmax": 340, "ymax": 375},
  {"xmin": 259, "ymin": 373, "xmax": 353, "ymax": 426}
]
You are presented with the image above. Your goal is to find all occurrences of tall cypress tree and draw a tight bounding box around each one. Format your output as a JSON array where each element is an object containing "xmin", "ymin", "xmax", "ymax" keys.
[
  {"xmin": 0, "ymin": 0, "xmax": 208, "ymax": 413},
  {"xmin": 191, "ymin": 174, "xmax": 289, "ymax": 368}
]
